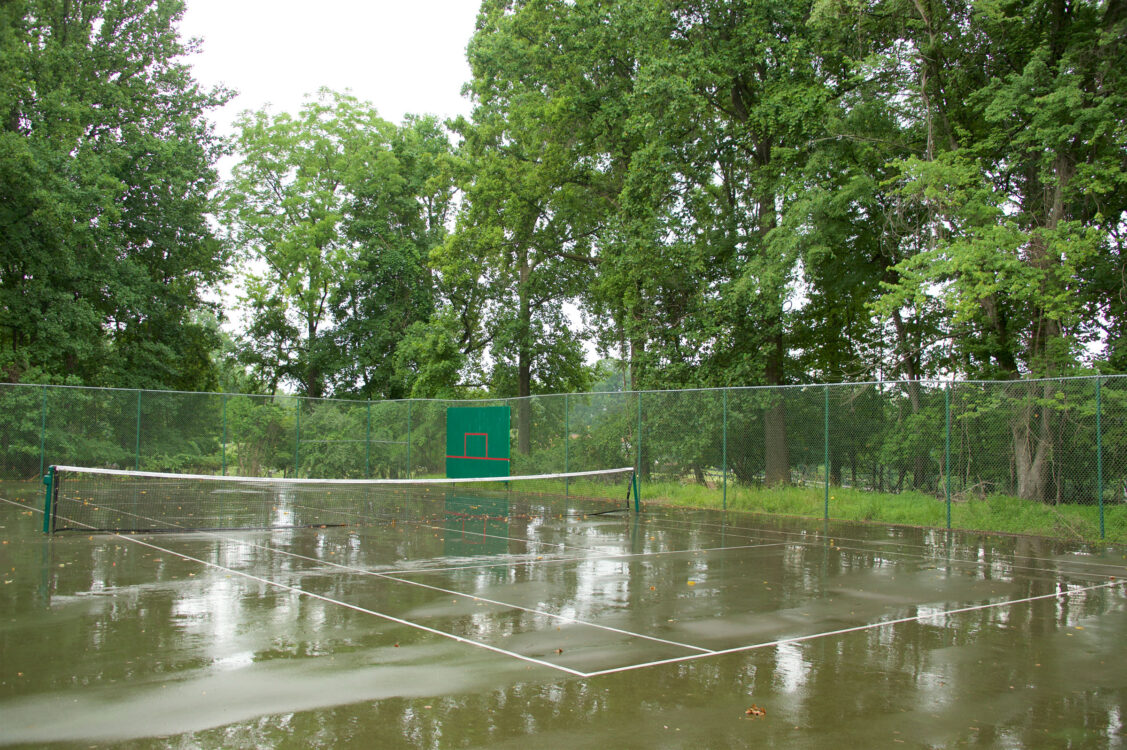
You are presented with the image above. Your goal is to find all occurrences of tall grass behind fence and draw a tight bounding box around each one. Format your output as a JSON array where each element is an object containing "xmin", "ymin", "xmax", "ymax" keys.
[{"xmin": 3, "ymin": 377, "xmax": 1126, "ymax": 541}]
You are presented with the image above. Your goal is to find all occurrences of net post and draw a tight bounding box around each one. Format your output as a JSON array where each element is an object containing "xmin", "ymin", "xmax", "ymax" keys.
[
  {"xmin": 632, "ymin": 470, "xmax": 641, "ymax": 513},
  {"xmin": 294, "ymin": 399, "xmax": 301, "ymax": 477},
  {"xmin": 1097, "ymin": 376, "xmax": 1104, "ymax": 539},
  {"xmin": 722, "ymin": 388, "xmax": 728, "ymax": 511},
  {"xmin": 39, "ymin": 385, "xmax": 47, "ymax": 480},
  {"xmin": 135, "ymin": 389, "xmax": 142, "ymax": 471},
  {"xmin": 823, "ymin": 384, "xmax": 829, "ymax": 521},
  {"xmin": 945, "ymin": 381, "xmax": 952, "ymax": 530},
  {"xmin": 221, "ymin": 394, "xmax": 228, "ymax": 476},
  {"xmin": 406, "ymin": 401, "xmax": 412, "ymax": 478},
  {"xmin": 41, "ymin": 466, "xmax": 55, "ymax": 534},
  {"xmin": 365, "ymin": 400, "xmax": 372, "ymax": 479}
]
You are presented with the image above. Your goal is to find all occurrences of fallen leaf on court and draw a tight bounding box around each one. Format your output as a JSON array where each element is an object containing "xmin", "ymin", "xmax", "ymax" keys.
[
  {"xmin": 650, "ymin": 586, "xmax": 656, "ymax": 591},
  {"xmin": 555, "ymin": 648, "xmax": 563, "ymax": 654},
  {"xmin": 687, "ymin": 581, "xmax": 696, "ymax": 586},
  {"xmin": 394, "ymin": 643, "xmax": 400, "ymax": 648},
  {"xmin": 745, "ymin": 705, "xmax": 766, "ymax": 718}
]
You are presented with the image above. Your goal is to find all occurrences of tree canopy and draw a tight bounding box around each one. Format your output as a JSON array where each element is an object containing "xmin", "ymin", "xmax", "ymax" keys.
[
  {"xmin": 6, "ymin": 0, "xmax": 1125, "ymax": 405},
  {"xmin": 0, "ymin": 0, "xmax": 231, "ymax": 389}
]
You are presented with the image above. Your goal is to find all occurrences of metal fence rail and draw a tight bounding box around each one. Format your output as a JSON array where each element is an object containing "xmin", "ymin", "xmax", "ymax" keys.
[{"xmin": 2, "ymin": 376, "xmax": 1123, "ymax": 540}]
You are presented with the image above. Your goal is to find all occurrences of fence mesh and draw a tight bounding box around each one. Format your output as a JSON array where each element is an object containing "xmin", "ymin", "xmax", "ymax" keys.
[{"xmin": 4, "ymin": 377, "xmax": 1126, "ymax": 541}]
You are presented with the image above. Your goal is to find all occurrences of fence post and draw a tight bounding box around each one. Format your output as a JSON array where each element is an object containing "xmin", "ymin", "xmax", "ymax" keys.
[
  {"xmin": 636, "ymin": 391, "xmax": 643, "ymax": 504},
  {"xmin": 824, "ymin": 384, "xmax": 829, "ymax": 521},
  {"xmin": 135, "ymin": 390, "xmax": 142, "ymax": 471},
  {"xmin": 564, "ymin": 393, "xmax": 569, "ymax": 497},
  {"xmin": 1097, "ymin": 376, "xmax": 1104, "ymax": 540},
  {"xmin": 294, "ymin": 399, "xmax": 300, "ymax": 477},
  {"xmin": 722, "ymin": 388, "xmax": 728, "ymax": 511},
  {"xmin": 406, "ymin": 401, "xmax": 412, "ymax": 479},
  {"xmin": 945, "ymin": 382, "xmax": 952, "ymax": 530},
  {"xmin": 365, "ymin": 400, "xmax": 372, "ymax": 478},
  {"xmin": 221, "ymin": 394, "xmax": 228, "ymax": 476},
  {"xmin": 39, "ymin": 385, "xmax": 47, "ymax": 479}
]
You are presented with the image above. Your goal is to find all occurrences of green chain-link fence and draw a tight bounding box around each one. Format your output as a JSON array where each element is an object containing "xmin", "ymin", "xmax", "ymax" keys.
[{"xmin": 3, "ymin": 376, "xmax": 1125, "ymax": 541}]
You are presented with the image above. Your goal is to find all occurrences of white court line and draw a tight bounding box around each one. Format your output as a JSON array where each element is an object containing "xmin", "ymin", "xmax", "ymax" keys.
[
  {"xmin": 14, "ymin": 498, "xmax": 1124, "ymax": 679},
  {"xmin": 213, "ymin": 533, "xmax": 718, "ymax": 655},
  {"xmin": 377, "ymin": 539, "xmax": 790, "ymax": 576},
  {"xmin": 285, "ymin": 500, "xmax": 601, "ymax": 555},
  {"xmin": 23, "ymin": 497, "xmax": 719, "ymax": 656},
  {"xmin": 639, "ymin": 512, "xmax": 1127, "ymax": 582},
  {"xmin": 3, "ymin": 500, "xmax": 590, "ymax": 678},
  {"xmin": 581, "ymin": 579, "xmax": 1125, "ymax": 678}
]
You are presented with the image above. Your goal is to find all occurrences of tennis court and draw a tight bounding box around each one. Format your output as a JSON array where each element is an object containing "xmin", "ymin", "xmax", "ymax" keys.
[{"xmin": 2, "ymin": 473, "xmax": 1127, "ymax": 748}]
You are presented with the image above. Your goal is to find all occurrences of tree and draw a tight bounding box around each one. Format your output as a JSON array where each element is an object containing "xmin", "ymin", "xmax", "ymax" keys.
[
  {"xmin": 452, "ymin": 1, "xmax": 613, "ymax": 452},
  {"xmin": 222, "ymin": 92, "xmax": 457, "ymax": 399},
  {"xmin": 0, "ymin": 0, "xmax": 231, "ymax": 388},
  {"xmin": 329, "ymin": 115, "xmax": 456, "ymax": 400},
  {"xmin": 874, "ymin": 0, "xmax": 1127, "ymax": 500}
]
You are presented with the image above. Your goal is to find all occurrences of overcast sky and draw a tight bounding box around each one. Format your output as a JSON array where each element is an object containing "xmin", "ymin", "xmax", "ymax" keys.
[{"xmin": 179, "ymin": 1, "xmax": 482, "ymax": 136}]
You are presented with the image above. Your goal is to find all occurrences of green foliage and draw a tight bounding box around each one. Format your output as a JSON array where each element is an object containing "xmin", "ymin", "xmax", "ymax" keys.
[
  {"xmin": 0, "ymin": 0, "xmax": 231, "ymax": 389},
  {"xmin": 226, "ymin": 395, "xmax": 295, "ymax": 477},
  {"xmin": 220, "ymin": 92, "xmax": 455, "ymax": 399}
]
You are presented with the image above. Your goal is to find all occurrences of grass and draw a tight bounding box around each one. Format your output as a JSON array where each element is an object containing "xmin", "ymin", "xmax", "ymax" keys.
[{"xmin": 641, "ymin": 479, "xmax": 1127, "ymax": 545}]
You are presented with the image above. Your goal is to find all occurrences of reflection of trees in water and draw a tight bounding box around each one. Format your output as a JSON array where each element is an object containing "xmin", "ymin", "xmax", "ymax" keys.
[{"xmin": 8, "ymin": 513, "xmax": 1125, "ymax": 747}]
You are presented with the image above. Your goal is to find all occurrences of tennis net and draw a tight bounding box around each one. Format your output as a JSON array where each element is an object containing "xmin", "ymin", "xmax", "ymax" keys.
[{"xmin": 43, "ymin": 465, "xmax": 639, "ymax": 533}]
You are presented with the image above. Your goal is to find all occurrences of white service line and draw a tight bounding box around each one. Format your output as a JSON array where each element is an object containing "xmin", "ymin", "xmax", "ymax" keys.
[
  {"xmin": 29, "ymin": 498, "xmax": 723, "ymax": 655},
  {"xmin": 581, "ymin": 579, "xmax": 1125, "ymax": 677},
  {"xmin": 285, "ymin": 500, "xmax": 598, "ymax": 554},
  {"xmin": 48, "ymin": 515, "xmax": 593, "ymax": 677},
  {"xmin": 378, "ymin": 539, "xmax": 791, "ymax": 576},
  {"xmin": 215, "ymin": 533, "xmax": 717, "ymax": 654}
]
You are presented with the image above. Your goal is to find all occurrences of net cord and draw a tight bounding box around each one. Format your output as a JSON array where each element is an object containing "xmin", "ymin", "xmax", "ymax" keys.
[{"xmin": 50, "ymin": 465, "xmax": 635, "ymax": 486}]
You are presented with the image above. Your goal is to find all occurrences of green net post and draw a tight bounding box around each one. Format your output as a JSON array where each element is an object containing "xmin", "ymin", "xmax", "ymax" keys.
[
  {"xmin": 722, "ymin": 388, "xmax": 728, "ymax": 511},
  {"xmin": 221, "ymin": 394, "xmax": 228, "ymax": 476},
  {"xmin": 365, "ymin": 400, "xmax": 372, "ymax": 478},
  {"xmin": 945, "ymin": 382, "xmax": 952, "ymax": 530},
  {"xmin": 41, "ymin": 466, "xmax": 54, "ymax": 534},
  {"xmin": 39, "ymin": 385, "xmax": 47, "ymax": 480},
  {"xmin": 564, "ymin": 393, "xmax": 569, "ymax": 497},
  {"xmin": 294, "ymin": 399, "xmax": 301, "ymax": 477},
  {"xmin": 824, "ymin": 384, "xmax": 830, "ymax": 521},
  {"xmin": 406, "ymin": 401, "xmax": 412, "ymax": 478},
  {"xmin": 135, "ymin": 390, "xmax": 142, "ymax": 471},
  {"xmin": 1097, "ymin": 376, "xmax": 1104, "ymax": 539},
  {"xmin": 633, "ymin": 470, "xmax": 641, "ymax": 513}
]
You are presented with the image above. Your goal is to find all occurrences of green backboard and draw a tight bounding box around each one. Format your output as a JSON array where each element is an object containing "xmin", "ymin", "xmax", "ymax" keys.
[{"xmin": 445, "ymin": 405, "xmax": 510, "ymax": 478}]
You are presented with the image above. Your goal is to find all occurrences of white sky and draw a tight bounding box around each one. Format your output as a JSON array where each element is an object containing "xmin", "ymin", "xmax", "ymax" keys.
[{"xmin": 178, "ymin": 0, "xmax": 482, "ymax": 136}]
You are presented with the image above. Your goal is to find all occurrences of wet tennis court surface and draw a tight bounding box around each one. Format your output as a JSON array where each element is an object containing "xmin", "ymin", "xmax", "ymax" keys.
[{"xmin": 3, "ymin": 479, "xmax": 1127, "ymax": 748}]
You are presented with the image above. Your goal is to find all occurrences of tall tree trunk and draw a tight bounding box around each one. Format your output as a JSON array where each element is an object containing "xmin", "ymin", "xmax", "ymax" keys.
[
  {"xmin": 1013, "ymin": 156, "xmax": 1071, "ymax": 501},
  {"xmin": 517, "ymin": 252, "xmax": 531, "ymax": 455},
  {"xmin": 891, "ymin": 297, "xmax": 930, "ymax": 491},
  {"xmin": 764, "ymin": 329, "xmax": 789, "ymax": 485},
  {"xmin": 1013, "ymin": 384, "xmax": 1053, "ymax": 502}
]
